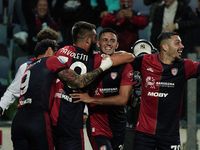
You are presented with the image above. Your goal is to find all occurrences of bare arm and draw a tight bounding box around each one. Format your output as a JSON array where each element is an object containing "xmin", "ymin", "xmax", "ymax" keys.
[
  {"xmin": 111, "ymin": 51, "xmax": 135, "ymax": 66},
  {"xmin": 70, "ymin": 85, "xmax": 132, "ymax": 106},
  {"xmin": 57, "ymin": 55, "xmax": 113, "ymax": 89},
  {"xmin": 57, "ymin": 67, "xmax": 103, "ymax": 89}
]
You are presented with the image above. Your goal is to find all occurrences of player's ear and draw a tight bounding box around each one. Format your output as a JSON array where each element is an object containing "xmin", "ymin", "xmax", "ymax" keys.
[
  {"xmin": 85, "ymin": 36, "xmax": 91, "ymax": 44},
  {"xmin": 46, "ymin": 47, "xmax": 53, "ymax": 56},
  {"xmin": 116, "ymin": 42, "xmax": 119, "ymax": 50},
  {"xmin": 97, "ymin": 41, "xmax": 100, "ymax": 48},
  {"xmin": 161, "ymin": 44, "xmax": 168, "ymax": 52}
]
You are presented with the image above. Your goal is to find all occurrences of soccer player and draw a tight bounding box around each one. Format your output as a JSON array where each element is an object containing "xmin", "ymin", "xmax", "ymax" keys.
[
  {"xmin": 11, "ymin": 39, "xmax": 113, "ymax": 150},
  {"xmin": 50, "ymin": 22, "xmax": 135, "ymax": 150},
  {"xmin": 70, "ymin": 28, "xmax": 136, "ymax": 150},
  {"xmin": 132, "ymin": 31, "xmax": 200, "ymax": 149},
  {"xmin": 0, "ymin": 28, "xmax": 60, "ymax": 116},
  {"xmin": 123, "ymin": 39, "xmax": 158, "ymax": 150}
]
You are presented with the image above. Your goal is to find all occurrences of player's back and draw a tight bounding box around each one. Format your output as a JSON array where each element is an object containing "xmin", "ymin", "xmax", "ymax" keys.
[
  {"xmin": 51, "ymin": 45, "xmax": 102, "ymax": 128},
  {"xmin": 18, "ymin": 57, "xmax": 65, "ymax": 111}
]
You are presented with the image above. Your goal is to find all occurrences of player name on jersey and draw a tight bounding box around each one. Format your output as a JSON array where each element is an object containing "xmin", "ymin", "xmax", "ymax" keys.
[{"xmin": 59, "ymin": 48, "xmax": 89, "ymax": 61}]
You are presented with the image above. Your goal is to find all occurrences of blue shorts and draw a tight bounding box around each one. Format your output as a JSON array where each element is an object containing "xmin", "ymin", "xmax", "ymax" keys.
[
  {"xmin": 133, "ymin": 131, "xmax": 181, "ymax": 150},
  {"xmin": 11, "ymin": 109, "xmax": 54, "ymax": 150},
  {"xmin": 53, "ymin": 125, "xmax": 84, "ymax": 150}
]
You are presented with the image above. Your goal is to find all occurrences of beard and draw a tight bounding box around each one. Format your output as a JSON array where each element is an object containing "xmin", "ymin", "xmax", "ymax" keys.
[
  {"xmin": 88, "ymin": 42, "xmax": 96, "ymax": 54},
  {"xmin": 173, "ymin": 56, "xmax": 181, "ymax": 63}
]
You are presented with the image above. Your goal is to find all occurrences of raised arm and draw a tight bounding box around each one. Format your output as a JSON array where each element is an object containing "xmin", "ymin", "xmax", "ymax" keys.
[{"xmin": 111, "ymin": 51, "xmax": 135, "ymax": 66}]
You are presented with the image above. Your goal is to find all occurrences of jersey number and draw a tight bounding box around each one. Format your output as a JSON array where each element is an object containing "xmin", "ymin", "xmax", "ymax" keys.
[
  {"xmin": 20, "ymin": 70, "xmax": 31, "ymax": 95},
  {"xmin": 70, "ymin": 61, "xmax": 87, "ymax": 74},
  {"xmin": 171, "ymin": 145, "xmax": 181, "ymax": 150}
]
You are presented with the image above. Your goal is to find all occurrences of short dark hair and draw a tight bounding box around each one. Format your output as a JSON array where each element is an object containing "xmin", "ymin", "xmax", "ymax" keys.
[
  {"xmin": 72, "ymin": 21, "xmax": 96, "ymax": 43},
  {"xmin": 98, "ymin": 28, "xmax": 118, "ymax": 40},
  {"xmin": 34, "ymin": 39, "xmax": 59, "ymax": 57},
  {"xmin": 36, "ymin": 28, "xmax": 59, "ymax": 42},
  {"xmin": 157, "ymin": 31, "xmax": 179, "ymax": 51}
]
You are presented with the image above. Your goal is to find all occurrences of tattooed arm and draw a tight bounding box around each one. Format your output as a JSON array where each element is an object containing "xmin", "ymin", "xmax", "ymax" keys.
[
  {"xmin": 57, "ymin": 67, "xmax": 103, "ymax": 89},
  {"xmin": 57, "ymin": 56, "xmax": 113, "ymax": 89}
]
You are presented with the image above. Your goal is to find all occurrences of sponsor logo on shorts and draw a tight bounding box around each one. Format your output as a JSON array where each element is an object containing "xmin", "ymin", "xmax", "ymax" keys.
[
  {"xmin": 19, "ymin": 98, "xmax": 32, "ymax": 105},
  {"xmin": 119, "ymin": 144, "xmax": 124, "ymax": 150},
  {"xmin": 100, "ymin": 145, "xmax": 107, "ymax": 150}
]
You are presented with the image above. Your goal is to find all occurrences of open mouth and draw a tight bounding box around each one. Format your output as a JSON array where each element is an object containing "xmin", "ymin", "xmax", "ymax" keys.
[
  {"xmin": 105, "ymin": 47, "xmax": 111, "ymax": 50},
  {"xmin": 177, "ymin": 49, "xmax": 182, "ymax": 55}
]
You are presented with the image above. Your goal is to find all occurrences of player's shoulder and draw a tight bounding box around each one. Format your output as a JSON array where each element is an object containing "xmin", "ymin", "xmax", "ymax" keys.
[
  {"xmin": 142, "ymin": 53, "xmax": 157, "ymax": 60},
  {"xmin": 14, "ymin": 62, "xmax": 28, "ymax": 77},
  {"xmin": 56, "ymin": 45, "xmax": 76, "ymax": 56},
  {"xmin": 135, "ymin": 53, "xmax": 149, "ymax": 60},
  {"xmin": 19, "ymin": 62, "xmax": 28, "ymax": 70},
  {"xmin": 47, "ymin": 56, "xmax": 66, "ymax": 64},
  {"xmin": 183, "ymin": 58, "xmax": 200, "ymax": 66}
]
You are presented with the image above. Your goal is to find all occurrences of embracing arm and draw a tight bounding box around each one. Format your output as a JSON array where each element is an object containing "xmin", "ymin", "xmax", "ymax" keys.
[
  {"xmin": 111, "ymin": 51, "xmax": 135, "ymax": 66},
  {"xmin": 71, "ymin": 85, "xmax": 132, "ymax": 106},
  {"xmin": 57, "ymin": 67, "xmax": 103, "ymax": 89},
  {"xmin": 57, "ymin": 56, "xmax": 113, "ymax": 89}
]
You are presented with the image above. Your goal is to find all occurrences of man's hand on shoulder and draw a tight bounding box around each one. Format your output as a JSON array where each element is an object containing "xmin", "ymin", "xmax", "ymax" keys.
[{"xmin": 100, "ymin": 55, "xmax": 113, "ymax": 71}]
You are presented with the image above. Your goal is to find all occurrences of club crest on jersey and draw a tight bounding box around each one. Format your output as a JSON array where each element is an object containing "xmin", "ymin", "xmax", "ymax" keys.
[
  {"xmin": 171, "ymin": 68, "xmax": 178, "ymax": 76},
  {"xmin": 127, "ymin": 70, "xmax": 133, "ymax": 78},
  {"xmin": 111, "ymin": 72, "xmax": 117, "ymax": 80}
]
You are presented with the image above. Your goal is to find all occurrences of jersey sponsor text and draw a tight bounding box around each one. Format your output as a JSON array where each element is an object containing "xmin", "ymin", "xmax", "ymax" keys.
[
  {"xmin": 54, "ymin": 93, "xmax": 72, "ymax": 102},
  {"xmin": 147, "ymin": 92, "xmax": 168, "ymax": 97}
]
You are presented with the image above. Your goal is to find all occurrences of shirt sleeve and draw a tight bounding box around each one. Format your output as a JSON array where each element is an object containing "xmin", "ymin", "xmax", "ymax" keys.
[
  {"xmin": 120, "ymin": 63, "xmax": 135, "ymax": 86},
  {"xmin": 94, "ymin": 54, "xmax": 103, "ymax": 69},
  {"xmin": 0, "ymin": 63, "xmax": 27, "ymax": 114},
  {"xmin": 46, "ymin": 56, "xmax": 68, "ymax": 73},
  {"xmin": 131, "ymin": 55, "xmax": 144, "ymax": 72},
  {"xmin": 184, "ymin": 59, "xmax": 200, "ymax": 79}
]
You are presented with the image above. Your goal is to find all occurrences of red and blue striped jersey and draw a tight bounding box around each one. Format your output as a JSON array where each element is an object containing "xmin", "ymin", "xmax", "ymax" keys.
[{"xmin": 132, "ymin": 54, "xmax": 200, "ymax": 135}]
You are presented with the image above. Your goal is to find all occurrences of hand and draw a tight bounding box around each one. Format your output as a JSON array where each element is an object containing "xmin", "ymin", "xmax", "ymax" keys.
[
  {"xmin": 100, "ymin": 55, "xmax": 113, "ymax": 71},
  {"xmin": 70, "ymin": 91, "xmax": 94, "ymax": 103},
  {"xmin": 100, "ymin": 11, "xmax": 109, "ymax": 18},
  {"xmin": 83, "ymin": 114, "xmax": 88, "ymax": 124},
  {"xmin": 117, "ymin": 10, "xmax": 125, "ymax": 20},
  {"xmin": 123, "ymin": 9, "xmax": 133, "ymax": 20},
  {"xmin": 162, "ymin": 23, "xmax": 176, "ymax": 32}
]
